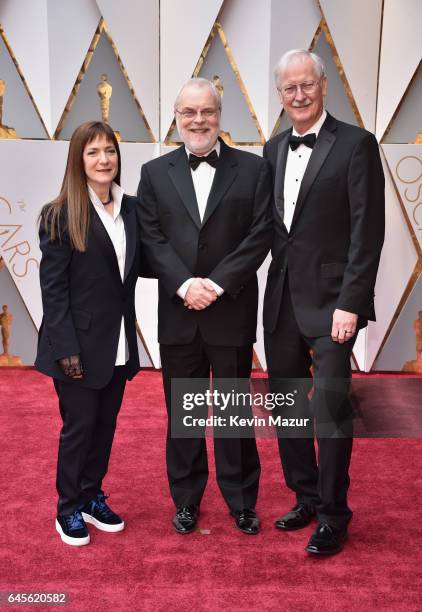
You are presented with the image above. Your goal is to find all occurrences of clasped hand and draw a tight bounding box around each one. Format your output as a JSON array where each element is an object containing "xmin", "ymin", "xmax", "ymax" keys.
[
  {"xmin": 58, "ymin": 354, "xmax": 84, "ymax": 378},
  {"xmin": 184, "ymin": 278, "xmax": 218, "ymax": 310}
]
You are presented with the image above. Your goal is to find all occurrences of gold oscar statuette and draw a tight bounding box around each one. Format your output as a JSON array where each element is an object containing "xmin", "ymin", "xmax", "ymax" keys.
[
  {"xmin": 96, "ymin": 73, "xmax": 121, "ymax": 141},
  {"xmin": 212, "ymin": 75, "xmax": 234, "ymax": 146},
  {"xmin": 415, "ymin": 132, "xmax": 422, "ymax": 144},
  {"xmin": 402, "ymin": 311, "xmax": 422, "ymax": 373},
  {"xmin": 0, "ymin": 304, "xmax": 23, "ymax": 366},
  {"xmin": 0, "ymin": 79, "xmax": 18, "ymax": 139}
]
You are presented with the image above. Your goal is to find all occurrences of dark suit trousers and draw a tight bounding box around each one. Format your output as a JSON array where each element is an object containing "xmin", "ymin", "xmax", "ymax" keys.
[
  {"xmin": 53, "ymin": 366, "xmax": 127, "ymax": 516},
  {"xmin": 264, "ymin": 284, "xmax": 355, "ymax": 530},
  {"xmin": 160, "ymin": 333, "xmax": 260, "ymax": 511}
]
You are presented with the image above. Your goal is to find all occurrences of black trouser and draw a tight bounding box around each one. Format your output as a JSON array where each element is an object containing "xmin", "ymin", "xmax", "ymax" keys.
[
  {"xmin": 53, "ymin": 366, "xmax": 127, "ymax": 516},
  {"xmin": 264, "ymin": 285, "xmax": 355, "ymax": 530},
  {"xmin": 160, "ymin": 333, "xmax": 260, "ymax": 511}
]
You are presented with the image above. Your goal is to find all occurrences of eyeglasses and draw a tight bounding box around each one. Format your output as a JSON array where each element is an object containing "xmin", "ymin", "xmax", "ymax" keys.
[
  {"xmin": 175, "ymin": 108, "xmax": 220, "ymax": 120},
  {"xmin": 278, "ymin": 80, "xmax": 321, "ymax": 98}
]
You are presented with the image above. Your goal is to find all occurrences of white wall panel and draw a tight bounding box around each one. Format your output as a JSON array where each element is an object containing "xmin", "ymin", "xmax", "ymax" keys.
[
  {"xmin": 0, "ymin": 2, "xmax": 419, "ymax": 372},
  {"xmin": 119, "ymin": 143, "xmax": 160, "ymax": 196},
  {"xmin": 47, "ymin": 0, "xmax": 101, "ymax": 136},
  {"xmin": 121, "ymin": 143, "xmax": 160, "ymax": 367},
  {"xmin": 376, "ymin": 0, "xmax": 422, "ymax": 140},
  {"xmin": 353, "ymin": 328, "xmax": 368, "ymax": 372},
  {"xmin": 136, "ymin": 280, "xmax": 159, "ymax": 369},
  {"xmin": 0, "ymin": 34, "xmax": 48, "ymax": 138},
  {"xmin": 160, "ymin": 0, "xmax": 223, "ymax": 138},
  {"xmin": 382, "ymin": 145, "xmax": 422, "ymax": 249},
  {"xmin": 365, "ymin": 151, "xmax": 419, "ymax": 370},
  {"xmin": 319, "ymin": 0, "xmax": 382, "ymax": 132},
  {"xmin": 374, "ymin": 273, "xmax": 422, "ymax": 371},
  {"xmin": 255, "ymin": 253, "xmax": 271, "ymax": 370},
  {"xmin": 96, "ymin": 0, "xmax": 159, "ymax": 140},
  {"xmin": 218, "ymin": 0, "xmax": 271, "ymax": 138},
  {"xmin": 58, "ymin": 31, "xmax": 153, "ymax": 142},
  {"xmin": 0, "ymin": 141, "xmax": 70, "ymax": 328},
  {"xmin": 0, "ymin": 0, "xmax": 50, "ymax": 134},
  {"xmin": 0, "ymin": 262, "xmax": 38, "ymax": 364}
]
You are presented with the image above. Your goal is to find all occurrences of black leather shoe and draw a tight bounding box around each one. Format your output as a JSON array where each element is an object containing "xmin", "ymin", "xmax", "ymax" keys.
[
  {"xmin": 172, "ymin": 506, "xmax": 199, "ymax": 534},
  {"xmin": 230, "ymin": 509, "xmax": 260, "ymax": 535},
  {"xmin": 275, "ymin": 503, "xmax": 316, "ymax": 531},
  {"xmin": 305, "ymin": 523, "xmax": 347, "ymax": 556}
]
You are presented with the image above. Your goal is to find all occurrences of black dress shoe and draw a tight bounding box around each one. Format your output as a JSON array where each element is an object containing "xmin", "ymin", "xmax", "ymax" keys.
[
  {"xmin": 275, "ymin": 503, "xmax": 316, "ymax": 531},
  {"xmin": 305, "ymin": 523, "xmax": 347, "ymax": 556},
  {"xmin": 230, "ymin": 509, "xmax": 260, "ymax": 534},
  {"xmin": 172, "ymin": 506, "xmax": 199, "ymax": 534}
]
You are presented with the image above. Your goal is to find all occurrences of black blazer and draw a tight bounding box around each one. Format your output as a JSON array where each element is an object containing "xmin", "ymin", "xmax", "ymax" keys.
[
  {"xmin": 263, "ymin": 113, "xmax": 385, "ymax": 336},
  {"xmin": 35, "ymin": 194, "xmax": 141, "ymax": 389},
  {"xmin": 137, "ymin": 139, "xmax": 273, "ymax": 346}
]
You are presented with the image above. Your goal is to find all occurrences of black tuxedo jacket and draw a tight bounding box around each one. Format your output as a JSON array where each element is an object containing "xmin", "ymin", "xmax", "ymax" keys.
[
  {"xmin": 137, "ymin": 139, "xmax": 272, "ymax": 346},
  {"xmin": 263, "ymin": 113, "xmax": 385, "ymax": 336},
  {"xmin": 35, "ymin": 194, "xmax": 141, "ymax": 389}
]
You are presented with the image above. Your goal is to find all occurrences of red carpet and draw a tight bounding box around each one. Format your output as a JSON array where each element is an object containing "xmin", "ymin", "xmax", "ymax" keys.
[{"xmin": 1, "ymin": 369, "xmax": 421, "ymax": 611}]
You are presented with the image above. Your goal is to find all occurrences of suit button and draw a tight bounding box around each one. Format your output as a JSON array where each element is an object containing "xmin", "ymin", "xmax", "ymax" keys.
[
  {"xmin": 198, "ymin": 243, "xmax": 207, "ymax": 251},
  {"xmin": 280, "ymin": 268, "xmax": 284, "ymax": 273},
  {"xmin": 287, "ymin": 238, "xmax": 293, "ymax": 244}
]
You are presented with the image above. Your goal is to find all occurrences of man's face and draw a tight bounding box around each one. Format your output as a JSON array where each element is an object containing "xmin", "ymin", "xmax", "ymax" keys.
[
  {"xmin": 277, "ymin": 57, "xmax": 327, "ymax": 134},
  {"xmin": 175, "ymin": 85, "xmax": 220, "ymax": 155}
]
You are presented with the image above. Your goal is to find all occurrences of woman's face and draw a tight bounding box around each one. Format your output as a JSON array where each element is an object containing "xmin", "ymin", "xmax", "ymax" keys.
[{"xmin": 83, "ymin": 134, "xmax": 118, "ymax": 191}]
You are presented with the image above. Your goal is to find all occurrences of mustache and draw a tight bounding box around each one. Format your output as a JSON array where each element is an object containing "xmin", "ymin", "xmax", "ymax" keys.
[{"xmin": 291, "ymin": 100, "xmax": 312, "ymax": 108}]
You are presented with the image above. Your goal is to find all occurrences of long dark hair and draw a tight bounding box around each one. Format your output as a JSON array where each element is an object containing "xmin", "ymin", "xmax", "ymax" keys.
[{"xmin": 44, "ymin": 121, "xmax": 121, "ymax": 251}]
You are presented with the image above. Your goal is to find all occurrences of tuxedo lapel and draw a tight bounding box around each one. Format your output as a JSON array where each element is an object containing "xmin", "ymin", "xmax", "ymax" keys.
[
  {"xmin": 202, "ymin": 140, "xmax": 238, "ymax": 227},
  {"xmin": 90, "ymin": 205, "xmax": 122, "ymax": 282},
  {"xmin": 168, "ymin": 146, "xmax": 201, "ymax": 228},
  {"xmin": 290, "ymin": 118, "xmax": 336, "ymax": 231},
  {"xmin": 121, "ymin": 195, "xmax": 136, "ymax": 282},
  {"xmin": 274, "ymin": 131, "xmax": 290, "ymax": 222}
]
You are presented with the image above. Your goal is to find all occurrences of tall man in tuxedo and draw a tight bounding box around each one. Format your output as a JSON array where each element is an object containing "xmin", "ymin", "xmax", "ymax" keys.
[
  {"xmin": 137, "ymin": 78, "xmax": 272, "ymax": 535},
  {"xmin": 263, "ymin": 50, "xmax": 384, "ymax": 555}
]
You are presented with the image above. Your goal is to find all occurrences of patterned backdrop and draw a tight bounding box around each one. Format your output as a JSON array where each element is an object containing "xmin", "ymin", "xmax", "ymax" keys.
[{"xmin": 0, "ymin": 0, "xmax": 420, "ymax": 371}]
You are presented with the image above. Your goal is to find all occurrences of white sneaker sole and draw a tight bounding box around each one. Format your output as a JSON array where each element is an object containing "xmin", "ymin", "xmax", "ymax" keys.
[
  {"xmin": 55, "ymin": 519, "xmax": 90, "ymax": 546},
  {"xmin": 81, "ymin": 512, "xmax": 125, "ymax": 532}
]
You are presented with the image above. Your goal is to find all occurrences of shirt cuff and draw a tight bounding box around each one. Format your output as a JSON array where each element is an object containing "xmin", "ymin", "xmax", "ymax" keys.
[
  {"xmin": 206, "ymin": 279, "xmax": 224, "ymax": 296},
  {"xmin": 177, "ymin": 278, "xmax": 194, "ymax": 300}
]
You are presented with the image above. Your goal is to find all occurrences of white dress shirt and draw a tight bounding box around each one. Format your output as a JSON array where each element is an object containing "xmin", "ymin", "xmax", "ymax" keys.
[
  {"xmin": 177, "ymin": 140, "xmax": 224, "ymax": 300},
  {"xmin": 88, "ymin": 181, "xmax": 128, "ymax": 366},
  {"xmin": 283, "ymin": 109, "xmax": 327, "ymax": 232}
]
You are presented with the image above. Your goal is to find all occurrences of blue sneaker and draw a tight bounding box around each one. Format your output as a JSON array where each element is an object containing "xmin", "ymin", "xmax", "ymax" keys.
[
  {"xmin": 81, "ymin": 493, "xmax": 125, "ymax": 532},
  {"xmin": 56, "ymin": 510, "xmax": 90, "ymax": 546}
]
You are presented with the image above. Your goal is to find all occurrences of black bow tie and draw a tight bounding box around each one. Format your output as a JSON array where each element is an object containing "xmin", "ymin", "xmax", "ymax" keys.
[
  {"xmin": 189, "ymin": 150, "xmax": 219, "ymax": 170},
  {"xmin": 288, "ymin": 133, "xmax": 317, "ymax": 151}
]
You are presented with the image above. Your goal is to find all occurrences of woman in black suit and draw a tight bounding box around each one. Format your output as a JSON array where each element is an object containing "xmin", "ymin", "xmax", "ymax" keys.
[{"xmin": 36, "ymin": 121, "xmax": 141, "ymax": 546}]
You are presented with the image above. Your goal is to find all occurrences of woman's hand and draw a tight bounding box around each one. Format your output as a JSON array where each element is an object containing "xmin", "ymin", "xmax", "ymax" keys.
[{"xmin": 58, "ymin": 354, "xmax": 84, "ymax": 378}]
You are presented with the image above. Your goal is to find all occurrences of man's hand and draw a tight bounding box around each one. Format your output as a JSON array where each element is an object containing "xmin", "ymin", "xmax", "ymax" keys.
[
  {"xmin": 184, "ymin": 278, "xmax": 218, "ymax": 310},
  {"xmin": 331, "ymin": 309, "xmax": 358, "ymax": 344},
  {"xmin": 58, "ymin": 354, "xmax": 84, "ymax": 378}
]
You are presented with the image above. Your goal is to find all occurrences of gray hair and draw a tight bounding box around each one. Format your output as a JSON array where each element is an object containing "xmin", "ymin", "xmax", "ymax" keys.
[
  {"xmin": 174, "ymin": 77, "xmax": 222, "ymax": 111},
  {"xmin": 274, "ymin": 49, "xmax": 326, "ymax": 87}
]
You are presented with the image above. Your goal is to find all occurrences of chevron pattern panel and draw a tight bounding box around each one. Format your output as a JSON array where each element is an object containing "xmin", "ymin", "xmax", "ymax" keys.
[{"xmin": 0, "ymin": 0, "xmax": 420, "ymax": 370}]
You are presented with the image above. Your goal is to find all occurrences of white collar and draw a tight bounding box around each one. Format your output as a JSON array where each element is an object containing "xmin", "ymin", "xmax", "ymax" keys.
[
  {"xmin": 88, "ymin": 181, "xmax": 124, "ymax": 219},
  {"xmin": 185, "ymin": 140, "xmax": 221, "ymax": 159},
  {"xmin": 292, "ymin": 109, "xmax": 327, "ymax": 138}
]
